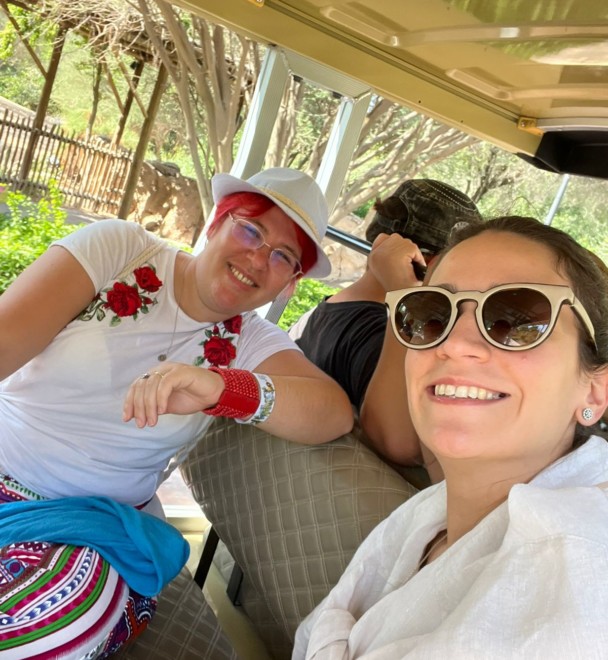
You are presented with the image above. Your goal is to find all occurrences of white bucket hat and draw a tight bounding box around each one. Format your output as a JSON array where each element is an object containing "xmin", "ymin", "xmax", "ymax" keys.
[{"xmin": 211, "ymin": 167, "xmax": 331, "ymax": 278}]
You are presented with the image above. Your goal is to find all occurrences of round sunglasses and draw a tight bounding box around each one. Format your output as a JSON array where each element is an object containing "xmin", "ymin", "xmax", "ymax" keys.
[
  {"xmin": 229, "ymin": 213, "xmax": 303, "ymax": 277},
  {"xmin": 385, "ymin": 283, "xmax": 597, "ymax": 352}
]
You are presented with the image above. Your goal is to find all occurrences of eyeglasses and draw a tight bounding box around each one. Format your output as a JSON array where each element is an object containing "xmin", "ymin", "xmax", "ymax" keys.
[
  {"xmin": 385, "ymin": 283, "xmax": 597, "ymax": 352},
  {"xmin": 229, "ymin": 213, "xmax": 302, "ymax": 277}
]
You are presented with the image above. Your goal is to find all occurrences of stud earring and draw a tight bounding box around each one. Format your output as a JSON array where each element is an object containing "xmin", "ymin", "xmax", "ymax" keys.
[{"xmin": 582, "ymin": 408, "xmax": 594, "ymax": 422}]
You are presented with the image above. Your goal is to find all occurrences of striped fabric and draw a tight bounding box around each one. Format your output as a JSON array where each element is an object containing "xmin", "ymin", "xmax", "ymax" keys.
[{"xmin": 0, "ymin": 475, "xmax": 156, "ymax": 659}]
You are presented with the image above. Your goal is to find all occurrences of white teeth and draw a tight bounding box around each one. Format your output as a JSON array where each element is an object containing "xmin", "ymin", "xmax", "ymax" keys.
[
  {"xmin": 434, "ymin": 384, "xmax": 503, "ymax": 400},
  {"xmin": 230, "ymin": 266, "xmax": 254, "ymax": 286}
]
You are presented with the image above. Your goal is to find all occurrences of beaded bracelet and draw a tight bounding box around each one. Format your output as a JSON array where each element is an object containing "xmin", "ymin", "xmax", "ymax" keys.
[
  {"xmin": 235, "ymin": 372, "xmax": 275, "ymax": 426},
  {"xmin": 202, "ymin": 367, "xmax": 260, "ymax": 419}
]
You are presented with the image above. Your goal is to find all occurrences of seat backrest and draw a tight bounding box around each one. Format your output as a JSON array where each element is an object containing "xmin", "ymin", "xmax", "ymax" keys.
[{"xmin": 180, "ymin": 418, "xmax": 419, "ymax": 659}]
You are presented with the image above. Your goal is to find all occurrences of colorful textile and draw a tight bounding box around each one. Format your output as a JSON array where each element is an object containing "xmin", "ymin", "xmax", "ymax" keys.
[
  {"xmin": 0, "ymin": 476, "xmax": 157, "ymax": 659},
  {"xmin": 0, "ymin": 542, "xmax": 129, "ymax": 659},
  {"xmin": 0, "ymin": 495, "xmax": 190, "ymax": 597}
]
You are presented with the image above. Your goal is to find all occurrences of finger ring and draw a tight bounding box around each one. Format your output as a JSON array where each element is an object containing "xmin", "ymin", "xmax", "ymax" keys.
[
  {"xmin": 153, "ymin": 371, "xmax": 164, "ymax": 378},
  {"xmin": 141, "ymin": 373, "xmax": 151, "ymax": 380}
]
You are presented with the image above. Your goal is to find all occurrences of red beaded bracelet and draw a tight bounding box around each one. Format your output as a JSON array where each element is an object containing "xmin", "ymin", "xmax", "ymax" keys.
[{"xmin": 202, "ymin": 367, "xmax": 260, "ymax": 419}]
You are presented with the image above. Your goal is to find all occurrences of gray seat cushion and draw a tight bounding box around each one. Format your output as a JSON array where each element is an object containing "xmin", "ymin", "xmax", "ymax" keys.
[
  {"xmin": 115, "ymin": 566, "xmax": 238, "ymax": 660},
  {"xmin": 180, "ymin": 418, "xmax": 418, "ymax": 659}
]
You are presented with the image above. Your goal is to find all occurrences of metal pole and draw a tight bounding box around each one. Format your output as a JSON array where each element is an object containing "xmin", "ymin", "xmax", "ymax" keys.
[{"xmin": 544, "ymin": 173, "xmax": 570, "ymax": 225}]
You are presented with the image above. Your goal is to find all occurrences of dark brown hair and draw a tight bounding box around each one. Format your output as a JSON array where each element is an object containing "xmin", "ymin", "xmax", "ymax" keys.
[{"xmin": 447, "ymin": 216, "xmax": 608, "ymax": 445}]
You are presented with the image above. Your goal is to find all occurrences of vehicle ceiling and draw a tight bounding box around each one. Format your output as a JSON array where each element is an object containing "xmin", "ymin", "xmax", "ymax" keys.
[{"xmin": 179, "ymin": 0, "xmax": 608, "ymax": 179}]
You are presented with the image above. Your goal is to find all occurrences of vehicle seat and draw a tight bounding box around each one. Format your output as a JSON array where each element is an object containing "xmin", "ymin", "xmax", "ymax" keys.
[
  {"xmin": 115, "ymin": 564, "xmax": 238, "ymax": 659},
  {"xmin": 179, "ymin": 417, "xmax": 421, "ymax": 658}
]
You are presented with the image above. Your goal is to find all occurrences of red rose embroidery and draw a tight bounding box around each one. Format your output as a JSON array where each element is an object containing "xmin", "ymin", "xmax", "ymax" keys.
[
  {"xmin": 105, "ymin": 282, "xmax": 142, "ymax": 317},
  {"xmin": 77, "ymin": 261, "xmax": 163, "ymax": 324},
  {"xmin": 224, "ymin": 315, "xmax": 242, "ymax": 334},
  {"xmin": 134, "ymin": 266, "xmax": 163, "ymax": 292},
  {"xmin": 204, "ymin": 336, "xmax": 236, "ymax": 367}
]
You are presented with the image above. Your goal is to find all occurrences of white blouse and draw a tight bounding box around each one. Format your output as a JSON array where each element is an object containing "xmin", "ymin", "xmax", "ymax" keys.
[{"xmin": 294, "ymin": 436, "xmax": 608, "ymax": 659}]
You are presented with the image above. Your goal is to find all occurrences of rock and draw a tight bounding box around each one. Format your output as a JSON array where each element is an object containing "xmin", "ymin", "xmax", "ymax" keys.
[
  {"xmin": 126, "ymin": 162, "xmax": 203, "ymax": 245},
  {"xmin": 148, "ymin": 161, "xmax": 181, "ymax": 177}
]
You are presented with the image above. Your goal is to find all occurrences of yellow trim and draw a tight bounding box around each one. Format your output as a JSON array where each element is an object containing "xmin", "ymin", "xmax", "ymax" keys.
[
  {"xmin": 257, "ymin": 186, "xmax": 321, "ymax": 241},
  {"xmin": 518, "ymin": 117, "xmax": 543, "ymax": 137}
]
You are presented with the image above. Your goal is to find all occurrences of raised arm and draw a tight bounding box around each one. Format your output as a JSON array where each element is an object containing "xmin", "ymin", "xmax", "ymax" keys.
[
  {"xmin": 360, "ymin": 325, "xmax": 422, "ymax": 464},
  {"xmin": 358, "ymin": 234, "xmax": 425, "ymax": 465},
  {"xmin": 123, "ymin": 349, "xmax": 353, "ymax": 444},
  {"xmin": 0, "ymin": 245, "xmax": 95, "ymax": 381}
]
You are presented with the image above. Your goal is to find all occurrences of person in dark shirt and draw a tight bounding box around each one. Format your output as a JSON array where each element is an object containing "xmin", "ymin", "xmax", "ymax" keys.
[{"xmin": 290, "ymin": 179, "xmax": 481, "ymax": 476}]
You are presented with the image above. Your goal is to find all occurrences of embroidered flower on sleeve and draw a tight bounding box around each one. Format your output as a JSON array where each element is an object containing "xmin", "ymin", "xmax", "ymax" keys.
[{"xmin": 77, "ymin": 264, "xmax": 163, "ymax": 326}]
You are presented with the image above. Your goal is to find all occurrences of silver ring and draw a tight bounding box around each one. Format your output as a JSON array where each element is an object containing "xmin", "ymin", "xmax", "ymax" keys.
[{"xmin": 141, "ymin": 373, "xmax": 151, "ymax": 380}]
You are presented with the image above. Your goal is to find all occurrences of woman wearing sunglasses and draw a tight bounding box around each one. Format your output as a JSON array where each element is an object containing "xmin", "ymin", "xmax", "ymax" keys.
[
  {"xmin": 0, "ymin": 167, "xmax": 352, "ymax": 658},
  {"xmin": 294, "ymin": 215, "xmax": 608, "ymax": 658}
]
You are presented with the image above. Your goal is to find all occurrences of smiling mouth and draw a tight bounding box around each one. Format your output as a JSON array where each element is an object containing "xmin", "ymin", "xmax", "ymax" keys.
[
  {"xmin": 230, "ymin": 265, "xmax": 256, "ymax": 287},
  {"xmin": 434, "ymin": 384, "xmax": 506, "ymax": 400}
]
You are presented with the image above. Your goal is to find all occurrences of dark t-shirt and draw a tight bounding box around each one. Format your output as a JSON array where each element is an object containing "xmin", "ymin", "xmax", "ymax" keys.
[{"xmin": 294, "ymin": 300, "xmax": 387, "ymax": 411}]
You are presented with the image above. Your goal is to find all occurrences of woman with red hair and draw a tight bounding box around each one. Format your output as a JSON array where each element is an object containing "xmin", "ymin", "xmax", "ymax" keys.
[{"xmin": 0, "ymin": 167, "xmax": 352, "ymax": 658}]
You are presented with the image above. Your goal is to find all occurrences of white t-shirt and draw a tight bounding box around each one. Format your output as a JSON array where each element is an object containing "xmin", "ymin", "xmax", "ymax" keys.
[
  {"xmin": 0, "ymin": 220, "xmax": 298, "ymax": 506},
  {"xmin": 294, "ymin": 436, "xmax": 608, "ymax": 659}
]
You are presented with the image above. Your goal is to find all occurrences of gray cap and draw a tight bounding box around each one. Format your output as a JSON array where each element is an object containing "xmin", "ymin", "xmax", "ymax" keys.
[{"xmin": 370, "ymin": 179, "xmax": 482, "ymax": 252}]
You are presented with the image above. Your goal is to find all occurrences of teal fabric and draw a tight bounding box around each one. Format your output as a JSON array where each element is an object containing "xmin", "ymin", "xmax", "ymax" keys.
[{"xmin": 0, "ymin": 496, "xmax": 189, "ymax": 596}]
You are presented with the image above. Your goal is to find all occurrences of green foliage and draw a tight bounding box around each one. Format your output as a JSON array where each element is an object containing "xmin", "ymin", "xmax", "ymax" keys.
[
  {"xmin": 420, "ymin": 143, "xmax": 608, "ymax": 267},
  {"xmin": 0, "ymin": 184, "xmax": 82, "ymax": 294},
  {"xmin": 353, "ymin": 199, "xmax": 375, "ymax": 219},
  {"xmin": 550, "ymin": 176, "xmax": 608, "ymax": 266},
  {"xmin": 0, "ymin": 12, "xmax": 56, "ymax": 109},
  {"xmin": 0, "ymin": 8, "xmax": 49, "ymax": 60},
  {"xmin": 0, "ymin": 16, "xmax": 18, "ymax": 61},
  {"xmin": 278, "ymin": 278, "xmax": 339, "ymax": 331}
]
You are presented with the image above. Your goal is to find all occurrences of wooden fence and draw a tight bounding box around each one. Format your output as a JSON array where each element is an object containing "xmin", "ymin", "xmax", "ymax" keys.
[{"xmin": 0, "ymin": 108, "xmax": 133, "ymax": 216}]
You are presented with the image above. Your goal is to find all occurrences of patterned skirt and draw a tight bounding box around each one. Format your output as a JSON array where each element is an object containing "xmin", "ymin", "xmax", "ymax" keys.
[{"xmin": 0, "ymin": 475, "xmax": 157, "ymax": 659}]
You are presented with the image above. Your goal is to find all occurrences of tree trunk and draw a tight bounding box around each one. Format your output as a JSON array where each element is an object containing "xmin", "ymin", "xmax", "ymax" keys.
[
  {"xmin": 86, "ymin": 61, "xmax": 103, "ymax": 141},
  {"xmin": 118, "ymin": 63, "xmax": 168, "ymax": 219},
  {"xmin": 18, "ymin": 25, "xmax": 67, "ymax": 185},
  {"xmin": 112, "ymin": 59, "xmax": 145, "ymax": 148}
]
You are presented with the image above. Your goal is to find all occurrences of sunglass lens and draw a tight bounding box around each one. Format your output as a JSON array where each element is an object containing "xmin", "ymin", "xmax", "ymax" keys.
[
  {"xmin": 483, "ymin": 288, "xmax": 551, "ymax": 347},
  {"xmin": 395, "ymin": 291, "xmax": 451, "ymax": 346}
]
